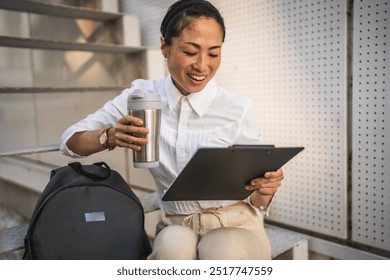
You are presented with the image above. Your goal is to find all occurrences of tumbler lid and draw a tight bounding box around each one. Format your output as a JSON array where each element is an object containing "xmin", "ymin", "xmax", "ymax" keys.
[{"xmin": 128, "ymin": 89, "xmax": 161, "ymax": 110}]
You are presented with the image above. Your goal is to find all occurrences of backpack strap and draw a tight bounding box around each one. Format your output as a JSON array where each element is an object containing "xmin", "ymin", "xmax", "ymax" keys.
[{"xmin": 68, "ymin": 162, "xmax": 111, "ymax": 181}]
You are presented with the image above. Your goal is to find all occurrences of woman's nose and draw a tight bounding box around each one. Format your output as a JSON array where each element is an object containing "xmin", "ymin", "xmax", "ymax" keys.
[{"xmin": 193, "ymin": 54, "xmax": 207, "ymax": 72}]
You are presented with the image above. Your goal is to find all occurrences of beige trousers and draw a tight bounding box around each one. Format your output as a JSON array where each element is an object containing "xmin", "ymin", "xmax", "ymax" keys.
[{"xmin": 148, "ymin": 201, "xmax": 271, "ymax": 260}]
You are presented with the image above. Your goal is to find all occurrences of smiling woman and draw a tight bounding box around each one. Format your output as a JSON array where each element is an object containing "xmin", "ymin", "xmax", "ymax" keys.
[
  {"xmin": 159, "ymin": 0, "xmax": 225, "ymax": 96},
  {"xmin": 60, "ymin": 0, "xmax": 285, "ymax": 260},
  {"xmin": 161, "ymin": 16, "xmax": 223, "ymax": 95}
]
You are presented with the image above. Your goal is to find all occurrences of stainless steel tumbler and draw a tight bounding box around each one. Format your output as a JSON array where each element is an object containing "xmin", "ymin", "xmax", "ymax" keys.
[{"xmin": 127, "ymin": 89, "xmax": 162, "ymax": 168}]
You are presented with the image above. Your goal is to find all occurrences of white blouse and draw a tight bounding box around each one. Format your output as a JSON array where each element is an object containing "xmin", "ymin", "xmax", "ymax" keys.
[{"xmin": 61, "ymin": 75, "xmax": 265, "ymax": 215}]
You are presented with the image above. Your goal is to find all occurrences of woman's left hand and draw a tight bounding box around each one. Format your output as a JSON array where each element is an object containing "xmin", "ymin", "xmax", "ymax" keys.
[{"xmin": 245, "ymin": 168, "xmax": 284, "ymax": 196}]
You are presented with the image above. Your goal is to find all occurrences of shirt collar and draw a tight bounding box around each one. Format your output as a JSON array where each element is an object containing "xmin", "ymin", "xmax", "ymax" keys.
[{"xmin": 165, "ymin": 75, "xmax": 218, "ymax": 117}]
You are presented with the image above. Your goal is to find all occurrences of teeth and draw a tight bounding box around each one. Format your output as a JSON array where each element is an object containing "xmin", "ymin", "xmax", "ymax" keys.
[{"xmin": 189, "ymin": 74, "xmax": 206, "ymax": 81}]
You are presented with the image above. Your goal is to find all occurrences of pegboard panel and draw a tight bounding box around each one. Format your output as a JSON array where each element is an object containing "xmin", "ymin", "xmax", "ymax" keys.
[
  {"xmin": 214, "ymin": 0, "xmax": 348, "ymax": 238},
  {"xmin": 351, "ymin": 0, "xmax": 390, "ymax": 251}
]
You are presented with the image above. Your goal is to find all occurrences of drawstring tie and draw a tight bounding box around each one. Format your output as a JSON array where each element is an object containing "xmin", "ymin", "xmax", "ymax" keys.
[{"xmin": 182, "ymin": 207, "xmax": 224, "ymax": 234}]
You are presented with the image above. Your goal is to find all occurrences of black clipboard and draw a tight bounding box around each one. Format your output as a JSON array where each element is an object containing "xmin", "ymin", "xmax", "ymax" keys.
[{"xmin": 162, "ymin": 145, "xmax": 304, "ymax": 201}]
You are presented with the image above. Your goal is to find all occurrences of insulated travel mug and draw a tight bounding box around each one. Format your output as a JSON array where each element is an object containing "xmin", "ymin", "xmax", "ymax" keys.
[{"xmin": 127, "ymin": 89, "xmax": 162, "ymax": 168}]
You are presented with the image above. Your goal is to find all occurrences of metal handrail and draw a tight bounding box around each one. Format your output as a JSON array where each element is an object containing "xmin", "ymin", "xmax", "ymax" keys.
[{"xmin": 0, "ymin": 144, "xmax": 60, "ymax": 158}]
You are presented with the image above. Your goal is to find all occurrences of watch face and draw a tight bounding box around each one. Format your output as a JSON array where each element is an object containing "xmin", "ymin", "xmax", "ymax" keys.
[{"xmin": 99, "ymin": 133, "xmax": 106, "ymax": 145}]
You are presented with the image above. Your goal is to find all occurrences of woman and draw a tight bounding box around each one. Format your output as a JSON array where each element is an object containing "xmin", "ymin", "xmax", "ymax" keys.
[{"xmin": 61, "ymin": 0, "xmax": 284, "ymax": 260}]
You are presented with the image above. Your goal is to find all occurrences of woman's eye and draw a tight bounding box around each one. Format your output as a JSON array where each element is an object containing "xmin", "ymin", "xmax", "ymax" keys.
[
  {"xmin": 209, "ymin": 53, "xmax": 219, "ymax": 58},
  {"xmin": 183, "ymin": 51, "xmax": 196, "ymax": 56}
]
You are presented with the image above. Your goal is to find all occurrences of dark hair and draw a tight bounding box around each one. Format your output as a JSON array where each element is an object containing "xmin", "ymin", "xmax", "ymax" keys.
[{"xmin": 160, "ymin": 0, "xmax": 226, "ymax": 46}]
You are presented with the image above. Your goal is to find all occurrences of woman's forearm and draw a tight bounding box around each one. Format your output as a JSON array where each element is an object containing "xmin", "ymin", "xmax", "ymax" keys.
[{"xmin": 66, "ymin": 130, "xmax": 106, "ymax": 156}]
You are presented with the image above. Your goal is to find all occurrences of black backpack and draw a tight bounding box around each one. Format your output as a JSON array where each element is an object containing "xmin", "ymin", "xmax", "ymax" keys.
[{"xmin": 23, "ymin": 162, "xmax": 152, "ymax": 260}]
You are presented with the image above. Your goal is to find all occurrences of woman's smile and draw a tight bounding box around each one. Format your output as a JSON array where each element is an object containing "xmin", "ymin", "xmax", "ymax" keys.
[{"xmin": 188, "ymin": 74, "xmax": 207, "ymax": 82}]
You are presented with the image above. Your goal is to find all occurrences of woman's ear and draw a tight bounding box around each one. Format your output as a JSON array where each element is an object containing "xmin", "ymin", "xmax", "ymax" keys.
[{"xmin": 160, "ymin": 36, "xmax": 167, "ymax": 58}]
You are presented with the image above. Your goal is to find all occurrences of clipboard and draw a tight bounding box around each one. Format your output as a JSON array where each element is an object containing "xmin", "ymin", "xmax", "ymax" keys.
[{"xmin": 162, "ymin": 145, "xmax": 304, "ymax": 201}]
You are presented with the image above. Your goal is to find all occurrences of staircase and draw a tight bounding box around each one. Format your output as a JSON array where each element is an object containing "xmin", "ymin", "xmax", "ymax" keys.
[{"xmin": 0, "ymin": 0, "xmax": 164, "ymax": 236}]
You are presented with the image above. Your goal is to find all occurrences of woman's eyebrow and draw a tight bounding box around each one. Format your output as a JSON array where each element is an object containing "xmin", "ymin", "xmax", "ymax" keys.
[{"xmin": 184, "ymin": 42, "xmax": 222, "ymax": 50}]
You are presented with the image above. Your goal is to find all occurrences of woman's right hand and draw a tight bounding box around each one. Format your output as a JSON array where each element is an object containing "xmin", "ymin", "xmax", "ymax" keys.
[{"xmin": 113, "ymin": 115, "xmax": 149, "ymax": 151}]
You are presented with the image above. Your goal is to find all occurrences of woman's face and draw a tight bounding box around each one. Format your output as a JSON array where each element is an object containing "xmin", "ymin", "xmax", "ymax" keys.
[{"xmin": 161, "ymin": 16, "xmax": 223, "ymax": 95}]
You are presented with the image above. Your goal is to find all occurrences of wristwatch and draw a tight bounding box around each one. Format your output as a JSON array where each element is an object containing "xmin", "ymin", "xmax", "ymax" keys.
[{"xmin": 99, "ymin": 127, "xmax": 115, "ymax": 150}]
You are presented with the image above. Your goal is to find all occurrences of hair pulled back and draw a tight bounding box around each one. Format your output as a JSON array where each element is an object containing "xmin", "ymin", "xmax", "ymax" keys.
[{"xmin": 160, "ymin": 0, "xmax": 226, "ymax": 46}]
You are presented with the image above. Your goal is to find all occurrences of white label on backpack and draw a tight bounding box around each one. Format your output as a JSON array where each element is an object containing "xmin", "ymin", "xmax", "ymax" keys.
[{"xmin": 85, "ymin": 211, "xmax": 106, "ymax": 222}]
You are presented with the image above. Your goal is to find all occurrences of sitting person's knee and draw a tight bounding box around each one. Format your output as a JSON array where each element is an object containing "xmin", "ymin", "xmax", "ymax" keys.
[
  {"xmin": 197, "ymin": 228, "xmax": 270, "ymax": 260},
  {"xmin": 148, "ymin": 225, "xmax": 199, "ymax": 260}
]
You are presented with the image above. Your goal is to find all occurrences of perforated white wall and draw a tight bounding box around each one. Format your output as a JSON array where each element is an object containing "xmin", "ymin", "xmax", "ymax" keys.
[
  {"xmin": 214, "ymin": 0, "xmax": 348, "ymax": 239},
  {"xmin": 351, "ymin": 0, "xmax": 390, "ymax": 251}
]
